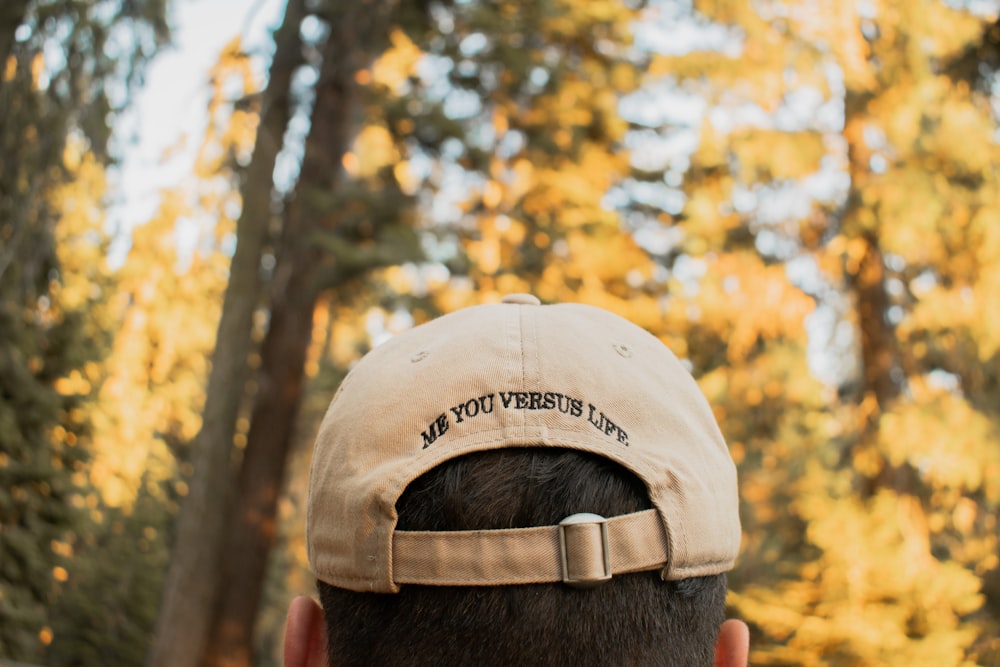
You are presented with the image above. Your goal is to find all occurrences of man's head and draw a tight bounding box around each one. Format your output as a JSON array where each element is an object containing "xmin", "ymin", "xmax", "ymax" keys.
[{"xmin": 287, "ymin": 295, "xmax": 747, "ymax": 666}]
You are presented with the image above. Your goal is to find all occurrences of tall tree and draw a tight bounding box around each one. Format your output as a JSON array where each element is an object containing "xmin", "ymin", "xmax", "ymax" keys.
[
  {"xmin": 0, "ymin": 1, "xmax": 166, "ymax": 661},
  {"xmin": 0, "ymin": 141, "xmax": 104, "ymax": 662},
  {"xmin": 199, "ymin": 0, "xmax": 428, "ymax": 663},
  {"xmin": 147, "ymin": 3, "xmax": 307, "ymax": 666}
]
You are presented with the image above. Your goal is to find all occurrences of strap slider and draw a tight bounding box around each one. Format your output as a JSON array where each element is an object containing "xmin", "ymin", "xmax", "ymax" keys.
[{"xmin": 558, "ymin": 513, "xmax": 611, "ymax": 588}]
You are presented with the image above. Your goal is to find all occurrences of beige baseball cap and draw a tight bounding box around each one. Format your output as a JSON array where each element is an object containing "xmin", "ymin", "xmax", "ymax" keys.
[{"xmin": 307, "ymin": 294, "xmax": 740, "ymax": 593}]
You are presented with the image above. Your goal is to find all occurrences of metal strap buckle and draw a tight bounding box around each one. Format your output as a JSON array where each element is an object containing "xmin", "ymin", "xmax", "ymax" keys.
[{"xmin": 558, "ymin": 513, "xmax": 612, "ymax": 588}]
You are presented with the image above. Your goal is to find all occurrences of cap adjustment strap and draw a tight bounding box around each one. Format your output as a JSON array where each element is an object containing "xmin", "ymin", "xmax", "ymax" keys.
[{"xmin": 391, "ymin": 508, "xmax": 669, "ymax": 587}]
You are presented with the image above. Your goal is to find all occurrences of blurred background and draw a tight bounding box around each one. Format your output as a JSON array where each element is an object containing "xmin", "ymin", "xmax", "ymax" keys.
[{"xmin": 2, "ymin": 0, "xmax": 999, "ymax": 665}]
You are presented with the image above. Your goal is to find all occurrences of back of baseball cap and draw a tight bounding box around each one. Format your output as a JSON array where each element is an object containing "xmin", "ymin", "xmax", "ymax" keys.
[{"xmin": 306, "ymin": 295, "xmax": 741, "ymax": 592}]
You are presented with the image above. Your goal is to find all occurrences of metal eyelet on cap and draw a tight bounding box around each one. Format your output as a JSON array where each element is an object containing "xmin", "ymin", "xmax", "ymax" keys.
[{"xmin": 500, "ymin": 293, "xmax": 541, "ymax": 305}]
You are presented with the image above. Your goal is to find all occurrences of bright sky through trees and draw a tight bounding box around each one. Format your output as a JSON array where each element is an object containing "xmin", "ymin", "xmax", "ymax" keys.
[{"xmin": 107, "ymin": 0, "xmax": 285, "ymax": 265}]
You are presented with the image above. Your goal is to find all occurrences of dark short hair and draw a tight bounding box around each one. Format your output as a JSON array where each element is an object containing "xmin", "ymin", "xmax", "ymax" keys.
[{"xmin": 318, "ymin": 448, "xmax": 727, "ymax": 666}]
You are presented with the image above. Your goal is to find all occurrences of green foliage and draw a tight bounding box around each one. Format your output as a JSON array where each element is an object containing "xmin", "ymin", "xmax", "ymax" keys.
[
  {"xmin": 45, "ymin": 482, "xmax": 171, "ymax": 667},
  {"xmin": 0, "ymin": 0, "xmax": 166, "ymax": 660},
  {"xmin": 0, "ymin": 302, "xmax": 88, "ymax": 659},
  {"xmin": 0, "ymin": 151, "xmax": 105, "ymax": 659}
]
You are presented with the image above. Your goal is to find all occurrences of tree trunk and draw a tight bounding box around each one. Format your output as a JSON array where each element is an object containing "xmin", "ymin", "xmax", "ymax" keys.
[
  {"xmin": 841, "ymin": 107, "xmax": 903, "ymax": 416},
  {"xmin": 842, "ymin": 106, "xmax": 907, "ymax": 495},
  {"xmin": 849, "ymin": 231, "xmax": 900, "ymax": 410},
  {"xmin": 200, "ymin": 2, "xmax": 398, "ymax": 665},
  {"xmin": 146, "ymin": 3, "xmax": 304, "ymax": 666}
]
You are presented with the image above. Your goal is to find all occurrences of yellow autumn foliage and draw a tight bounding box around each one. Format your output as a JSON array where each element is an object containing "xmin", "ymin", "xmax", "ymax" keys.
[{"xmin": 30, "ymin": 0, "xmax": 1000, "ymax": 663}]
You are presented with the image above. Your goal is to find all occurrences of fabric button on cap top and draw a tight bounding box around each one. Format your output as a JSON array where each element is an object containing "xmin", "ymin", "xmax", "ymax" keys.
[{"xmin": 500, "ymin": 293, "xmax": 541, "ymax": 305}]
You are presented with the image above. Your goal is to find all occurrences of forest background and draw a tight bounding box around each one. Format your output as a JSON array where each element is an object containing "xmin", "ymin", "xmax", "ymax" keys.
[{"xmin": 2, "ymin": 0, "xmax": 1000, "ymax": 665}]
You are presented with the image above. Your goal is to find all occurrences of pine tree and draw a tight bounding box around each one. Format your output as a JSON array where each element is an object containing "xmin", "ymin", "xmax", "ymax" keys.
[
  {"xmin": 0, "ymin": 140, "xmax": 102, "ymax": 661},
  {"xmin": 0, "ymin": 1, "xmax": 166, "ymax": 659},
  {"xmin": 147, "ymin": 14, "xmax": 306, "ymax": 665},
  {"xmin": 147, "ymin": 2, "xmax": 365, "ymax": 665},
  {"xmin": 200, "ymin": 1, "xmax": 430, "ymax": 663}
]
